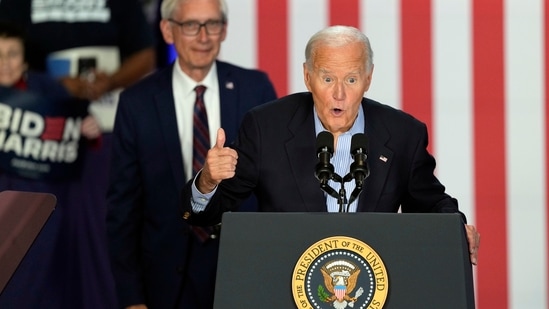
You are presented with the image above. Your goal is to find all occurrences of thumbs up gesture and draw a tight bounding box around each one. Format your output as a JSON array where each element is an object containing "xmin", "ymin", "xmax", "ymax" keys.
[{"xmin": 197, "ymin": 128, "xmax": 238, "ymax": 193}]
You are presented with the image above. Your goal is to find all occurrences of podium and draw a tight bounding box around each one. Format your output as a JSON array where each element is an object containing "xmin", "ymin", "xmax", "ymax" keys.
[
  {"xmin": 0, "ymin": 190, "xmax": 56, "ymax": 293},
  {"xmin": 214, "ymin": 212, "xmax": 475, "ymax": 309}
]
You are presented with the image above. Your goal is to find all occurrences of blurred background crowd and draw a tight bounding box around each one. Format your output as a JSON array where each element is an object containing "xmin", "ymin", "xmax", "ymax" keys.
[{"xmin": 0, "ymin": 0, "xmax": 179, "ymax": 308}]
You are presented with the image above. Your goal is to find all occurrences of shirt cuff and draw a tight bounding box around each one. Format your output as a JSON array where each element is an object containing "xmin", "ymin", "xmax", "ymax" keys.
[{"xmin": 191, "ymin": 173, "xmax": 217, "ymax": 212}]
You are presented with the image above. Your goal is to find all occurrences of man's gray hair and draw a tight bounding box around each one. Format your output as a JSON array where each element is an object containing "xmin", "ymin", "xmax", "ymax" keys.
[
  {"xmin": 304, "ymin": 25, "xmax": 373, "ymax": 73},
  {"xmin": 160, "ymin": 0, "xmax": 228, "ymax": 21}
]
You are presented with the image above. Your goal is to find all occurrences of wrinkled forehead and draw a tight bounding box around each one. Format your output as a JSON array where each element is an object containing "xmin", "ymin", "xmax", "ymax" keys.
[{"xmin": 311, "ymin": 45, "xmax": 368, "ymax": 73}]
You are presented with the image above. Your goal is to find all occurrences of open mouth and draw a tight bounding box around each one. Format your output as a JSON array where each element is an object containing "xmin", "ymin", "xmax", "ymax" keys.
[{"xmin": 332, "ymin": 108, "xmax": 344, "ymax": 116}]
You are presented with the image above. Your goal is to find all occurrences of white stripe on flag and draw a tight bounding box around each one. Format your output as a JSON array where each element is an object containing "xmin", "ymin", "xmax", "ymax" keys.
[
  {"xmin": 221, "ymin": 0, "xmax": 257, "ymax": 68},
  {"xmin": 289, "ymin": 0, "xmax": 328, "ymax": 95},
  {"xmin": 432, "ymin": 0, "xmax": 474, "ymax": 225},
  {"xmin": 363, "ymin": 0, "xmax": 401, "ymax": 110},
  {"xmin": 505, "ymin": 0, "xmax": 547, "ymax": 307}
]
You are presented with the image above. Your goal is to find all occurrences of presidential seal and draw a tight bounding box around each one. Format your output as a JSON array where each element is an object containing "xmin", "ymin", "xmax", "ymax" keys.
[{"xmin": 292, "ymin": 236, "xmax": 388, "ymax": 309}]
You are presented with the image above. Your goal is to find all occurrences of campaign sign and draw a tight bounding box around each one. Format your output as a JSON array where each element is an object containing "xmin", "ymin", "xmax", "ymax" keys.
[{"xmin": 0, "ymin": 87, "xmax": 88, "ymax": 181}]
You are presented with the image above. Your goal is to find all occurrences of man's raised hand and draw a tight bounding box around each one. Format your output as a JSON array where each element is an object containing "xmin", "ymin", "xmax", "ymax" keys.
[{"xmin": 197, "ymin": 128, "xmax": 239, "ymax": 193}]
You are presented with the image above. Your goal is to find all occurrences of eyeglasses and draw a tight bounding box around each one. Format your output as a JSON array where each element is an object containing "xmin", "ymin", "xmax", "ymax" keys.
[{"xmin": 168, "ymin": 19, "xmax": 225, "ymax": 36}]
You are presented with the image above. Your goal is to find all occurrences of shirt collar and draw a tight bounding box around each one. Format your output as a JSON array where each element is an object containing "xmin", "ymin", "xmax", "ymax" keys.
[{"xmin": 174, "ymin": 59, "xmax": 219, "ymax": 95}]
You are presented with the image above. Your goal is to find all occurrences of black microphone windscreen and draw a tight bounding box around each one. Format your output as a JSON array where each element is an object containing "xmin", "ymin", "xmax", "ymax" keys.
[
  {"xmin": 350, "ymin": 133, "xmax": 368, "ymax": 154},
  {"xmin": 316, "ymin": 131, "xmax": 334, "ymax": 153}
]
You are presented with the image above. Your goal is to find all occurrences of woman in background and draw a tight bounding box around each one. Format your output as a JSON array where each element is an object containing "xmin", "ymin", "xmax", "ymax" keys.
[{"xmin": 0, "ymin": 21, "xmax": 102, "ymax": 308}]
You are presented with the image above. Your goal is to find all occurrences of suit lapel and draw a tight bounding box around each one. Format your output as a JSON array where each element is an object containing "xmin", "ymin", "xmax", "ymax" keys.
[
  {"xmin": 216, "ymin": 61, "xmax": 240, "ymax": 140},
  {"xmin": 286, "ymin": 93, "xmax": 329, "ymax": 212},
  {"xmin": 154, "ymin": 67, "xmax": 186, "ymax": 189},
  {"xmin": 358, "ymin": 100, "xmax": 393, "ymax": 212}
]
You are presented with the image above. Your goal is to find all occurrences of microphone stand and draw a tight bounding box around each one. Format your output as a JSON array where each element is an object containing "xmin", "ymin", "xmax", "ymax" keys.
[
  {"xmin": 337, "ymin": 176, "xmax": 367, "ymax": 212},
  {"xmin": 317, "ymin": 168, "xmax": 368, "ymax": 213},
  {"xmin": 318, "ymin": 172, "xmax": 349, "ymax": 212},
  {"xmin": 333, "ymin": 174, "xmax": 348, "ymax": 213}
]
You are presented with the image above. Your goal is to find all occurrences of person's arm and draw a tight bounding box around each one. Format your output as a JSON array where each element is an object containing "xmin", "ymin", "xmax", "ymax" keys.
[
  {"xmin": 181, "ymin": 128, "xmax": 242, "ymax": 226},
  {"xmin": 403, "ymin": 120, "xmax": 480, "ymax": 264},
  {"xmin": 61, "ymin": 47, "xmax": 156, "ymax": 100},
  {"xmin": 190, "ymin": 173, "xmax": 217, "ymax": 212},
  {"xmin": 106, "ymin": 91, "xmax": 147, "ymax": 306},
  {"xmin": 398, "ymin": 120, "xmax": 460, "ymax": 213},
  {"xmin": 101, "ymin": 47, "xmax": 156, "ymax": 92}
]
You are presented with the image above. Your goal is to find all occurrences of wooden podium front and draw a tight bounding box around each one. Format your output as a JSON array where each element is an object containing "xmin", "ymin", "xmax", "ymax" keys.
[{"xmin": 0, "ymin": 190, "xmax": 56, "ymax": 293}]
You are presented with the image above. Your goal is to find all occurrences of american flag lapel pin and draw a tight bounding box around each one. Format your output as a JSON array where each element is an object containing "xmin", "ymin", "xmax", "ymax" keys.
[
  {"xmin": 225, "ymin": 81, "xmax": 234, "ymax": 89},
  {"xmin": 379, "ymin": 155, "xmax": 388, "ymax": 163}
]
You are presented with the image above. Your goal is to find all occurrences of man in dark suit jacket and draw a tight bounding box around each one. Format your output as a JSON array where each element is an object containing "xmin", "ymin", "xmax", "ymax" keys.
[
  {"xmin": 106, "ymin": 0, "xmax": 276, "ymax": 308},
  {"xmin": 182, "ymin": 25, "xmax": 480, "ymax": 266}
]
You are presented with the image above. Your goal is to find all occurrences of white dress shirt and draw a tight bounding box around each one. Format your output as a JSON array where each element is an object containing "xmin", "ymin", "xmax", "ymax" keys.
[{"xmin": 172, "ymin": 59, "xmax": 221, "ymax": 181}]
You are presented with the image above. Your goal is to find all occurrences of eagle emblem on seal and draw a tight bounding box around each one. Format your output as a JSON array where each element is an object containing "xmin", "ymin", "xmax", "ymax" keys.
[{"xmin": 318, "ymin": 260, "xmax": 365, "ymax": 309}]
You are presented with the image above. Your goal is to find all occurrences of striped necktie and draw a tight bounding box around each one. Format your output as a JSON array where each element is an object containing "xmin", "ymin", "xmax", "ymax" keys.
[
  {"xmin": 190, "ymin": 85, "xmax": 215, "ymax": 242},
  {"xmin": 192, "ymin": 85, "xmax": 209, "ymax": 175}
]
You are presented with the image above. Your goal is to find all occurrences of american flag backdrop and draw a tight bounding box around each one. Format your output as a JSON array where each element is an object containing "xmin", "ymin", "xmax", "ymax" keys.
[{"xmin": 217, "ymin": 0, "xmax": 548, "ymax": 308}]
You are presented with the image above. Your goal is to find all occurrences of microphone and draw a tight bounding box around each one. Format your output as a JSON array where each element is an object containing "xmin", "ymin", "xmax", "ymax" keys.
[
  {"xmin": 348, "ymin": 133, "xmax": 369, "ymax": 205},
  {"xmin": 315, "ymin": 131, "xmax": 335, "ymax": 186}
]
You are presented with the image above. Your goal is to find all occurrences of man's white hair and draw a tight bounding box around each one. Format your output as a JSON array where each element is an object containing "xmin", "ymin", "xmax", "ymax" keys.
[
  {"xmin": 160, "ymin": 0, "xmax": 228, "ymax": 21},
  {"xmin": 304, "ymin": 25, "xmax": 373, "ymax": 73}
]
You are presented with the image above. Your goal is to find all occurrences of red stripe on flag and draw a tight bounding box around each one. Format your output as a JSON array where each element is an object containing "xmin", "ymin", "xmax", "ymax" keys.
[
  {"xmin": 328, "ymin": 0, "xmax": 360, "ymax": 28},
  {"xmin": 472, "ymin": 0, "xmax": 508, "ymax": 307},
  {"xmin": 400, "ymin": 0, "xmax": 434, "ymax": 153},
  {"xmin": 257, "ymin": 0, "xmax": 288, "ymax": 96}
]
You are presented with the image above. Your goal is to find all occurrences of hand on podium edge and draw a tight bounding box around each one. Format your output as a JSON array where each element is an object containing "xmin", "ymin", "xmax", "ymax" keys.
[{"xmin": 465, "ymin": 224, "xmax": 480, "ymax": 265}]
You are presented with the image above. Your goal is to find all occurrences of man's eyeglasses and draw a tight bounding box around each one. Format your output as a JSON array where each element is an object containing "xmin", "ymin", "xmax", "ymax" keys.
[{"xmin": 168, "ymin": 19, "xmax": 225, "ymax": 36}]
